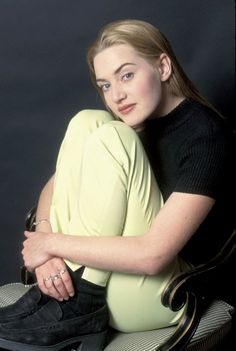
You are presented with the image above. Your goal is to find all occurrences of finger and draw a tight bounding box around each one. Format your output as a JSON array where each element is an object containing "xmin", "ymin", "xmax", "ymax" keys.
[
  {"xmin": 43, "ymin": 277, "xmax": 64, "ymax": 301},
  {"xmin": 36, "ymin": 268, "xmax": 64, "ymax": 301},
  {"xmin": 37, "ymin": 274, "xmax": 52, "ymax": 296},
  {"xmin": 58, "ymin": 268, "xmax": 75, "ymax": 298},
  {"xmin": 50, "ymin": 272, "xmax": 70, "ymax": 300},
  {"xmin": 35, "ymin": 259, "xmax": 74, "ymax": 300},
  {"xmin": 36, "ymin": 271, "xmax": 57, "ymax": 299},
  {"xmin": 50, "ymin": 268, "xmax": 74, "ymax": 300}
]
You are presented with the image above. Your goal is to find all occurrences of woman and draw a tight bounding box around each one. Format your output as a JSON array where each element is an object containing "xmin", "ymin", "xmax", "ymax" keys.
[{"xmin": 0, "ymin": 19, "xmax": 233, "ymax": 351}]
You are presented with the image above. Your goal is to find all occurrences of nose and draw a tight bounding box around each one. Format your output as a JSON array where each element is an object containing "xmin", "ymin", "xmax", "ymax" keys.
[{"xmin": 111, "ymin": 84, "xmax": 126, "ymax": 103}]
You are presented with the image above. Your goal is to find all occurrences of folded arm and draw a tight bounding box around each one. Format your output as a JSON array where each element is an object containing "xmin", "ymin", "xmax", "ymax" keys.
[
  {"xmin": 23, "ymin": 192, "xmax": 215, "ymax": 276},
  {"xmin": 32, "ymin": 175, "xmax": 74, "ymax": 300}
]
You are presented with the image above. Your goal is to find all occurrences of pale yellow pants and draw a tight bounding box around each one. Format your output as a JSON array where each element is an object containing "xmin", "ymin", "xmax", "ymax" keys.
[{"xmin": 50, "ymin": 110, "xmax": 185, "ymax": 332}]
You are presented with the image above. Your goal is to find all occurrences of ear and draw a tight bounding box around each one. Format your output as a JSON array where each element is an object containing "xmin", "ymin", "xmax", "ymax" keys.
[{"xmin": 157, "ymin": 53, "xmax": 172, "ymax": 81}]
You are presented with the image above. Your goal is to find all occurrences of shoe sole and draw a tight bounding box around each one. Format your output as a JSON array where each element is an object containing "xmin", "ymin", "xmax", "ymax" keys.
[{"xmin": 0, "ymin": 330, "xmax": 107, "ymax": 351}]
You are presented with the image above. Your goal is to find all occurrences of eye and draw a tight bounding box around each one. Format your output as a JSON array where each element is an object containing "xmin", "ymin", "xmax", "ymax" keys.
[
  {"xmin": 122, "ymin": 72, "xmax": 134, "ymax": 81},
  {"xmin": 99, "ymin": 83, "xmax": 111, "ymax": 92}
]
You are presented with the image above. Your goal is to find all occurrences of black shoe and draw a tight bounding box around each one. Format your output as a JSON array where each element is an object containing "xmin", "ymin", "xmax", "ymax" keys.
[
  {"xmin": 0, "ymin": 285, "xmax": 50, "ymax": 323},
  {"xmin": 0, "ymin": 265, "xmax": 80, "ymax": 323},
  {"xmin": 0, "ymin": 300, "xmax": 109, "ymax": 351},
  {"xmin": 0, "ymin": 273, "xmax": 109, "ymax": 351}
]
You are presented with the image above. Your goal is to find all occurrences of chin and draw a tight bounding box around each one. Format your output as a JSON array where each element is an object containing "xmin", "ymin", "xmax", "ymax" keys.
[{"xmin": 118, "ymin": 111, "xmax": 147, "ymax": 128}]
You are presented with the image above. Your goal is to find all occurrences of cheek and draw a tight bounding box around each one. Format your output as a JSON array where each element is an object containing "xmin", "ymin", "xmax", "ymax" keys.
[
  {"xmin": 138, "ymin": 78, "xmax": 162, "ymax": 103},
  {"xmin": 102, "ymin": 93, "xmax": 112, "ymax": 108},
  {"xmin": 137, "ymin": 69, "xmax": 161, "ymax": 95}
]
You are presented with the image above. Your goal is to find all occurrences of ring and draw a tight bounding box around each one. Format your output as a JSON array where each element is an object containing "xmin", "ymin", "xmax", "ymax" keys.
[
  {"xmin": 43, "ymin": 276, "xmax": 52, "ymax": 283},
  {"xmin": 43, "ymin": 268, "xmax": 66, "ymax": 284},
  {"xmin": 51, "ymin": 273, "xmax": 61, "ymax": 282},
  {"xmin": 58, "ymin": 268, "xmax": 67, "ymax": 275}
]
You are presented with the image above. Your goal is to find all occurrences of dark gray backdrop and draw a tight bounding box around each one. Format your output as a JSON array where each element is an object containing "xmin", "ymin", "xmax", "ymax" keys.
[{"xmin": 0, "ymin": 0, "xmax": 235, "ymax": 285}]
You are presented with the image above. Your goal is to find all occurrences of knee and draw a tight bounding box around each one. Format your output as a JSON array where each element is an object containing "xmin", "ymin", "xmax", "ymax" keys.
[
  {"xmin": 86, "ymin": 121, "xmax": 141, "ymax": 158},
  {"xmin": 100, "ymin": 120, "xmax": 138, "ymax": 138},
  {"xmin": 69, "ymin": 109, "xmax": 114, "ymax": 129}
]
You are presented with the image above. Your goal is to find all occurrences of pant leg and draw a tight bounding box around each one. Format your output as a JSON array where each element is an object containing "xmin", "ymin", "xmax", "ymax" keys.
[
  {"xmin": 51, "ymin": 111, "xmax": 184, "ymax": 331},
  {"xmin": 50, "ymin": 109, "xmax": 114, "ymax": 234}
]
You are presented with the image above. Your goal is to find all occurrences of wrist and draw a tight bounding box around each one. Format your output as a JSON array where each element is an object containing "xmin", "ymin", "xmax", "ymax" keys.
[
  {"xmin": 34, "ymin": 218, "xmax": 52, "ymax": 232},
  {"xmin": 34, "ymin": 218, "xmax": 50, "ymax": 227},
  {"xmin": 46, "ymin": 233, "xmax": 58, "ymax": 256}
]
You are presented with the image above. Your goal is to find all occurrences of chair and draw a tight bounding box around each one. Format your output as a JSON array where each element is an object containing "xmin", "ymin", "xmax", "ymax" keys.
[
  {"xmin": 0, "ymin": 207, "xmax": 235, "ymax": 351},
  {"xmin": 103, "ymin": 229, "xmax": 236, "ymax": 351}
]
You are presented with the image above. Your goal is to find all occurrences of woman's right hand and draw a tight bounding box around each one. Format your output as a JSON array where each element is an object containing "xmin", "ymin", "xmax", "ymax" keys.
[{"xmin": 35, "ymin": 257, "xmax": 75, "ymax": 301}]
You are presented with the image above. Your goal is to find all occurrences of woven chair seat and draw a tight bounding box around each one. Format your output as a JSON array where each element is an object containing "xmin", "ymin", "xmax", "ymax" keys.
[
  {"xmin": 104, "ymin": 300, "xmax": 234, "ymax": 351},
  {"xmin": 0, "ymin": 283, "xmax": 234, "ymax": 351}
]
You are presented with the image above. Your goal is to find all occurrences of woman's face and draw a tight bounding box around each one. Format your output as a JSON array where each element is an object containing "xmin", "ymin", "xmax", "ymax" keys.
[{"xmin": 93, "ymin": 44, "xmax": 168, "ymax": 129}]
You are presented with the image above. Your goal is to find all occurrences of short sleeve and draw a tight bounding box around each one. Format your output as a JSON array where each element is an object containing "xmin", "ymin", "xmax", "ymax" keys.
[{"xmin": 174, "ymin": 128, "xmax": 228, "ymax": 198}]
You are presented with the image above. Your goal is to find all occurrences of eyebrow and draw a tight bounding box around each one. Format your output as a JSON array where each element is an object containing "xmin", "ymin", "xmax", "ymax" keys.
[{"xmin": 96, "ymin": 63, "xmax": 136, "ymax": 83}]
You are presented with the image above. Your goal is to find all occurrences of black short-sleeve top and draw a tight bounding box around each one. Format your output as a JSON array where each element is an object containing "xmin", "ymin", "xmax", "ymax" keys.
[
  {"xmin": 141, "ymin": 99, "xmax": 231, "ymax": 201},
  {"xmin": 140, "ymin": 99, "xmax": 235, "ymax": 263}
]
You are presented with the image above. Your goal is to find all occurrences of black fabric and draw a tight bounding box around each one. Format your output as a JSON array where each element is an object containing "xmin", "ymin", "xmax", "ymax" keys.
[
  {"xmin": 0, "ymin": 302, "xmax": 108, "ymax": 347},
  {"xmin": 0, "ymin": 266, "xmax": 108, "ymax": 347},
  {"xmin": 0, "ymin": 265, "xmax": 107, "ymax": 323},
  {"xmin": 64, "ymin": 266, "xmax": 107, "ymax": 317},
  {"xmin": 139, "ymin": 99, "xmax": 235, "ymax": 265},
  {"xmin": 0, "ymin": 285, "xmax": 50, "ymax": 323}
]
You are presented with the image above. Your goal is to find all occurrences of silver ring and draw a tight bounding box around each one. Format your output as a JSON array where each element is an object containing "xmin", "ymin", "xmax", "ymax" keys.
[
  {"xmin": 43, "ymin": 276, "xmax": 52, "ymax": 283},
  {"xmin": 58, "ymin": 268, "xmax": 67, "ymax": 275},
  {"xmin": 51, "ymin": 273, "xmax": 61, "ymax": 282}
]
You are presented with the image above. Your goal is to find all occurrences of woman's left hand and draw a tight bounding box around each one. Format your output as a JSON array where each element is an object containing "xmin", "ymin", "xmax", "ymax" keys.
[{"xmin": 22, "ymin": 231, "xmax": 52, "ymax": 271}]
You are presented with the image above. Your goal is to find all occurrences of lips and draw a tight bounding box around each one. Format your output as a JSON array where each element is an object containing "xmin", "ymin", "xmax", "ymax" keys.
[{"xmin": 118, "ymin": 103, "xmax": 136, "ymax": 115}]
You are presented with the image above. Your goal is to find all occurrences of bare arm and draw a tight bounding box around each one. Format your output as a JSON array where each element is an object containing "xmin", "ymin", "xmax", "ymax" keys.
[
  {"xmin": 34, "ymin": 175, "xmax": 55, "ymax": 232},
  {"xmin": 23, "ymin": 192, "xmax": 215, "ymax": 276},
  {"xmin": 33, "ymin": 175, "xmax": 74, "ymax": 300}
]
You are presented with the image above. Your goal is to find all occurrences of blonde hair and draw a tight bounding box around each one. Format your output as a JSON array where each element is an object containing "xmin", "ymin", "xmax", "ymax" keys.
[{"xmin": 87, "ymin": 19, "xmax": 221, "ymax": 115}]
